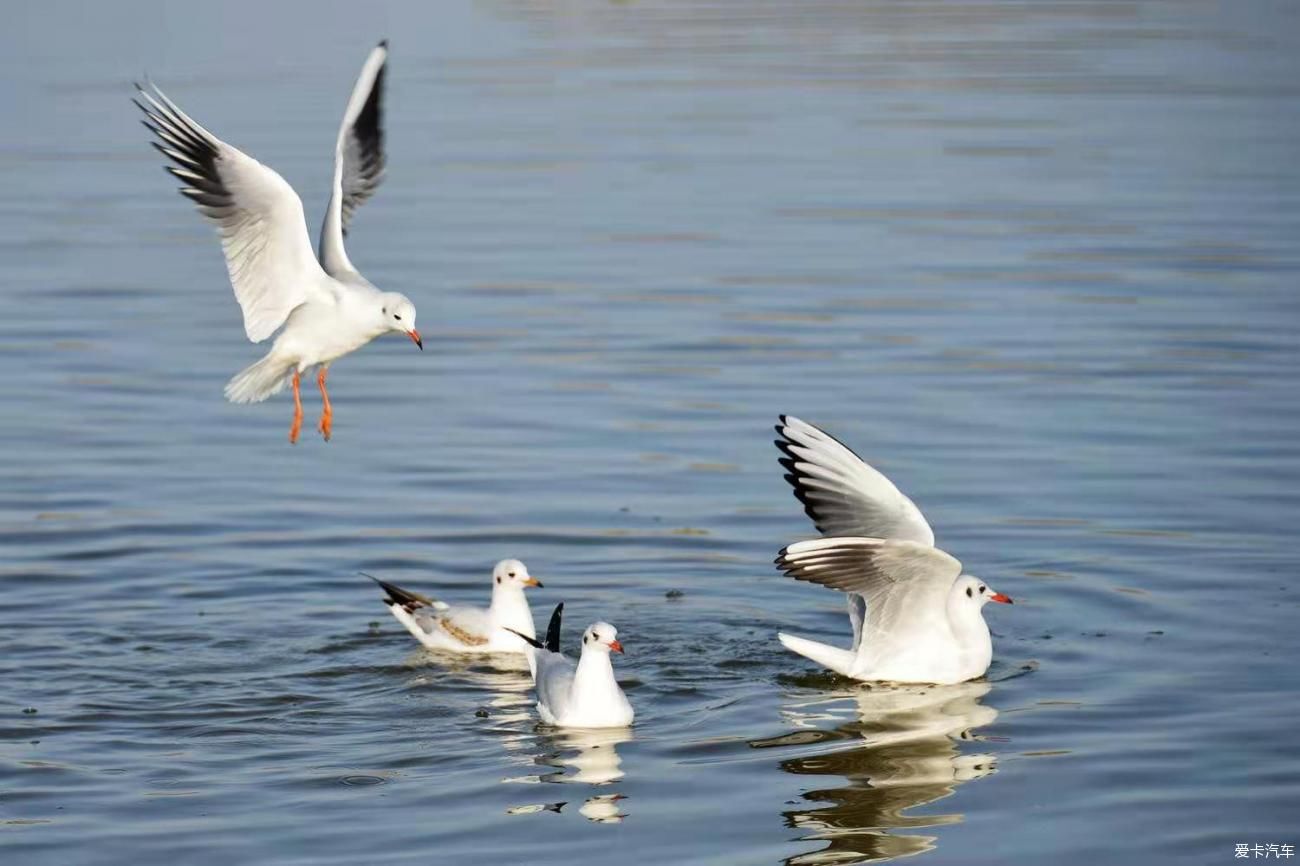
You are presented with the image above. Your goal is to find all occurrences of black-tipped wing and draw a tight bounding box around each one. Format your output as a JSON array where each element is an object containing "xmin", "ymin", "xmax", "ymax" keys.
[
  {"xmin": 776, "ymin": 536, "xmax": 961, "ymax": 641},
  {"xmin": 319, "ymin": 41, "xmax": 388, "ymax": 276},
  {"xmin": 505, "ymin": 627, "xmax": 544, "ymax": 650},
  {"xmin": 775, "ymin": 415, "xmax": 935, "ymax": 545},
  {"xmin": 134, "ymin": 82, "xmax": 331, "ymax": 342},
  {"xmin": 364, "ymin": 573, "xmax": 436, "ymax": 613},
  {"xmin": 776, "ymin": 537, "xmax": 960, "ymax": 596},
  {"xmin": 545, "ymin": 603, "xmax": 564, "ymax": 653}
]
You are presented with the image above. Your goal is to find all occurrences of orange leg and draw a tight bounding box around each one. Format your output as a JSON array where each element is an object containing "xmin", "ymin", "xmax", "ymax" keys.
[
  {"xmin": 288, "ymin": 370, "xmax": 303, "ymax": 444},
  {"xmin": 316, "ymin": 365, "xmax": 333, "ymax": 441}
]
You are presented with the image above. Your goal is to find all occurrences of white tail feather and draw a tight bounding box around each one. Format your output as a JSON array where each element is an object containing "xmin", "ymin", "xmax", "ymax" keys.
[
  {"xmin": 385, "ymin": 604, "xmax": 440, "ymax": 651},
  {"xmin": 778, "ymin": 632, "xmax": 857, "ymax": 676},
  {"xmin": 224, "ymin": 354, "xmax": 293, "ymax": 404}
]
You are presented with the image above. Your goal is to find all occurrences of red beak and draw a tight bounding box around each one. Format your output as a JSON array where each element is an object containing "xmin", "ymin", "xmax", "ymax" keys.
[
  {"xmin": 990, "ymin": 592, "xmax": 1014, "ymax": 604},
  {"xmin": 607, "ymin": 640, "xmax": 624, "ymax": 654},
  {"xmin": 407, "ymin": 329, "xmax": 423, "ymax": 350}
]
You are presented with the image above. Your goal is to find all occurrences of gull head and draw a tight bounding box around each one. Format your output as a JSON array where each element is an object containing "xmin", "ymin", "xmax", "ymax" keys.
[
  {"xmin": 582, "ymin": 622, "xmax": 624, "ymax": 654},
  {"xmin": 493, "ymin": 558, "xmax": 542, "ymax": 591},
  {"xmin": 378, "ymin": 292, "xmax": 421, "ymax": 350},
  {"xmin": 955, "ymin": 575, "xmax": 1013, "ymax": 609}
]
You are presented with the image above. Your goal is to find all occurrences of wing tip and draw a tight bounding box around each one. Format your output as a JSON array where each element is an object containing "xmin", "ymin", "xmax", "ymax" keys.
[
  {"xmin": 505, "ymin": 627, "xmax": 544, "ymax": 650},
  {"xmin": 545, "ymin": 602, "xmax": 564, "ymax": 653}
]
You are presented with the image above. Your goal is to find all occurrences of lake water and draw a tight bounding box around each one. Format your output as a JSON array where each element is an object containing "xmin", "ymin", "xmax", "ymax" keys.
[{"xmin": 2, "ymin": 1, "xmax": 1298, "ymax": 863}]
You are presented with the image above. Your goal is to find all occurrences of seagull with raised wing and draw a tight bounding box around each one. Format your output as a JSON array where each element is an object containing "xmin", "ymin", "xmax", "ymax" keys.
[
  {"xmin": 134, "ymin": 41, "xmax": 422, "ymax": 443},
  {"xmin": 773, "ymin": 415, "xmax": 1013, "ymax": 684},
  {"xmin": 508, "ymin": 604, "xmax": 634, "ymax": 729},
  {"xmin": 367, "ymin": 560, "xmax": 542, "ymax": 654}
]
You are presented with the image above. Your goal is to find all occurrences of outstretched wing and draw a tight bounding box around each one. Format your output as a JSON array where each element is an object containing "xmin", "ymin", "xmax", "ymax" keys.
[
  {"xmin": 135, "ymin": 83, "xmax": 332, "ymax": 343},
  {"xmin": 775, "ymin": 415, "xmax": 935, "ymax": 545},
  {"xmin": 319, "ymin": 40, "xmax": 388, "ymax": 277},
  {"xmin": 776, "ymin": 536, "xmax": 960, "ymax": 642}
]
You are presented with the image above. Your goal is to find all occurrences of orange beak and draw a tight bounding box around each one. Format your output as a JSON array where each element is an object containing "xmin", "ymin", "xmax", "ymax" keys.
[
  {"xmin": 607, "ymin": 639, "xmax": 624, "ymax": 654},
  {"xmin": 522, "ymin": 577, "xmax": 542, "ymax": 588},
  {"xmin": 407, "ymin": 329, "xmax": 423, "ymax": 350},
  {"xmin": 990, "ymin": 592, "xmax": 1014, "ymax": 604}
]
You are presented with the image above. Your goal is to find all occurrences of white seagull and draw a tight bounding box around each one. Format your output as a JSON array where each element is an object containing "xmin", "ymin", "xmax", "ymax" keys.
[
  {"xmin": 508, "ymin": 604, "xmax": 634, "ymax": 729},
  {"xmin": 773, "ymin": 415, "xmax": 1013, "ymax": 685},
  {"xmin": 367, "ymin": 559, "xmax": 542, "ymax": 654},
  {"xmin": 134, "ymin": 41, "xmax": 423, "ymax": 444}
]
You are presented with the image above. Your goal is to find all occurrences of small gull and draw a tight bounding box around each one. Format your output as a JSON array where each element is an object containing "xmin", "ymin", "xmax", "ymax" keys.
[
  {"xmin": 134, "ymin": 41, "xmax": 422, "ymax": 443},
  {"xmin": 773, "ymin": 415, "xmax": 1013, "ymax": 684},
  {"xmin": 367, "ymin": 559, "xmax": 542, "ymax": 654},
  {"xmin": 509, "ymin": 604, "xmax": 634, "ymax": 729}
]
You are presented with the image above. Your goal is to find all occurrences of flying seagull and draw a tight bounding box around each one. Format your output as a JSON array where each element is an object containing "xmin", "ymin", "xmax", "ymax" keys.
[{"xmin": 135, "ymin": 41, "xmax": 422, "ymax": 443}]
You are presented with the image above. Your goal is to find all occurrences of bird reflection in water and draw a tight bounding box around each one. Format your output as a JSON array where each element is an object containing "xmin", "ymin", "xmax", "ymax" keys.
[
  {"xmin": 505, "ymin": 723, "xmax": 632, "ymax": 822},
  {"xmin": 751, "ymin": 680, "xmax": 998, "ymax": 864}
]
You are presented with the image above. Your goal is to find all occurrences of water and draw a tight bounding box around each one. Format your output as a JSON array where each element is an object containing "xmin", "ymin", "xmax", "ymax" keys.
[{"xmin": 3, "ymin": 1, "xmax": 1298, "ymax": 863}]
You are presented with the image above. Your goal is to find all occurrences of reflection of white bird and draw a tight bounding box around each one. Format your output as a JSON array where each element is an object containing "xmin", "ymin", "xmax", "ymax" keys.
[
  {"xmin": 774, "ymin": 416, "xmax": 1013, "ymax": 684},
  {"xmin": 579, "ymin": 793, "xmax": 628, "ymax": 824},
  {"xmin": 551, "ymin": 727, "xmax": 631, "ymax": 785},
  {"xmin": 760, "ymin": 680, "xmax": 999, "ymax": 866},
  {"xmin": 509, "ymin": 604, "xmax": 634, "ymax": 729},
  {"xmin": 134, "ymin": 41, "xmax": 423, "ymax": 444},
  {"xmin": 368, "ymin": 560, "xmax": 542, "ymax": 654},
  {"xmin": 782, "ymin": 680, "xmax": 998, "ymax": 760}
]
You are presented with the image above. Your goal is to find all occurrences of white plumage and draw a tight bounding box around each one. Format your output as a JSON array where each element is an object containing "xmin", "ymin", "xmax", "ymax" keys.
[
  {"xmin": 774, "ymin": 416, "xmax": 1013, "ymax": 684},
  {"xmin": 134, "ymin": 41, "xmax": 422, "ymax": 442},
  {"xmin": 368, "ymin": 559, "xmax": 542, "ymax": 655},
  {"xmin": 510, "ymin": 604, "xmax": 634, "ymax": 729}
]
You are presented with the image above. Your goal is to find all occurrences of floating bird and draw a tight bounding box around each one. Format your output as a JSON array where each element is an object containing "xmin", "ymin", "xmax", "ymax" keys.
[
  {"xmin": 134, "ymin": 41, "xmax": 422, "ymax": 443},
  {"xmin": 774, "ymin": 415, "xmax": 1013, "ymax": 684},
  {"xmin": 509, "ymin": 604, "xmax": 634, "ymax": 729},
  {"xmin": 367, "ymin": 559, "xmax": 542, "ymax": 654}
]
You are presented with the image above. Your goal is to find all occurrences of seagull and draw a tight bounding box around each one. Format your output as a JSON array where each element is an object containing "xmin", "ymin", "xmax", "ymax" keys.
[
  {"xmin": 773, "ymin": 415, "xmax": 1013, "ymax": 685},
  {"xmin": 367, "ymin": 559, "xmax": 542, "ymax": 654},
  {"xmin": 134, "ymin": 41, "xmax": 423, "ymax": 444},
  {"xmin": 508, "ymin": 604, "xmax": 634, "ymax": 729}
]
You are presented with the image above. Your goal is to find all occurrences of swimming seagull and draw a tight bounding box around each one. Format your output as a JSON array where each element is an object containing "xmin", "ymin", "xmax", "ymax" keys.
[
  {"xmin": 133, "ymin": 41, "xmax": 422, "ymax": 444},
  {"xmin": 366, "ymin": 559, "xmax": 542, "ymax": 654},
  {"xmin": 508, "ymin": 604, "xmax": 634, "ymax": 729},
  {"xmin": 773, "ymin": 415, "xmax": 1013, "ymax": 684}
]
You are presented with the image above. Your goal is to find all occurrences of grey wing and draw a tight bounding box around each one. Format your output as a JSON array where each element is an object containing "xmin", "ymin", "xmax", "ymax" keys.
[
  {"xmin": 535, "ymin": 651, "xmax": 576, "ymax": 719},
  {"xmin": 776, "ymin": 536, "xmax": 961, "ymax": 641},
  {"xmin": 847, "ymin": 592, "xmax": 867, "ymax": 651},
  {"xmin": 319, "ymin": 41, "xmax": 388, "ymax": 276},
  {"xmin": 435, "ymin": 604, "xmax": 494, "ymax": 648},
  {"xmin": 775, "ymin": 415, "xmax": 935, "ymax": 545}
]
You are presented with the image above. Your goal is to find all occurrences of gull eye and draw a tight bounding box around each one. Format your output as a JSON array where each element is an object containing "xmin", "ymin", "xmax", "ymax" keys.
[
  {"xmin": 508, "ymin": 571, "xmax": 516, "ymax": 578},
  {"xmin": 979, "ymin": 585, "xmax": 987, "ymax": 594},
  {"xmin": 394, "ymin": 314, "xmax": 402, "ymax": 321},
  {"xmin": 966, "ymin": 587, "xmax": 973, "ymax": 598}
]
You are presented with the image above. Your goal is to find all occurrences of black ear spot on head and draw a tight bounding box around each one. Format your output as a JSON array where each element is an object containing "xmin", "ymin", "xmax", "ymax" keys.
[
  {"xmin": 583, "ymin": 635, "xmax": 588, "ymax": 644},
  {"xmin": 966, "ymin": 587, "xmax": 973, "ymax": 598},
  {"xmin": 496, "ymin": 576, "xmax": 501, "ymax": 584},
  {"xmin": 382, "ymin": 306, "xmax": 387, "ymax": 314}
]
